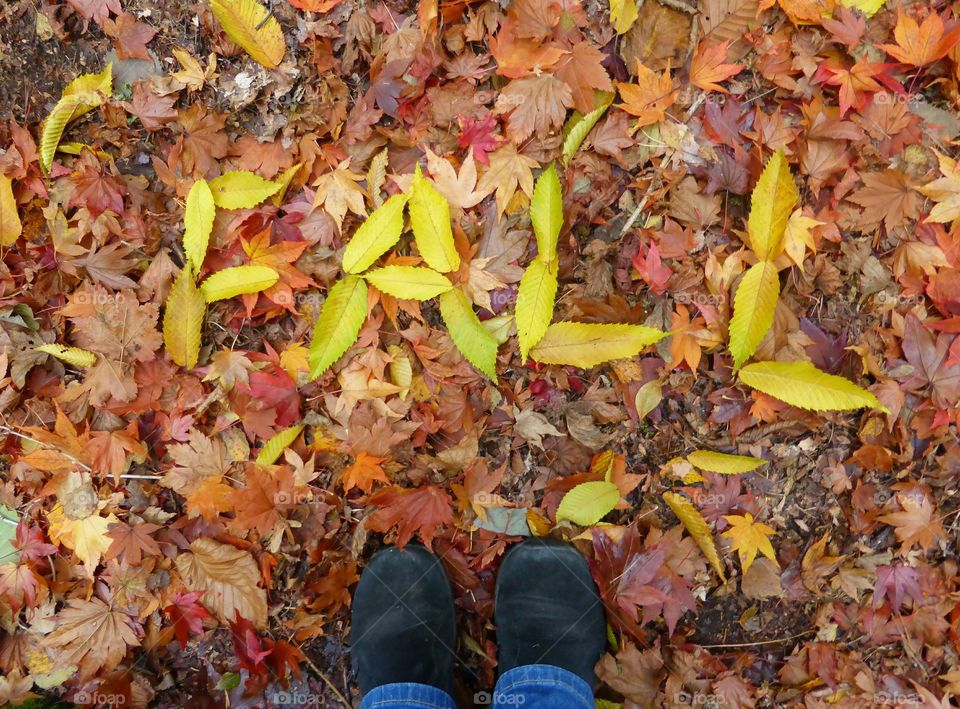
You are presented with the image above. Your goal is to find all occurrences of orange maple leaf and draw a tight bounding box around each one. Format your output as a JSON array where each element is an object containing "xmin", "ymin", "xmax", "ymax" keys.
[
  {"xmin": 339, "ymin": 452, "xmax": 389, "ymax": 494},
  {"xmin": 879, "ymin": 7, "xmax": 960, "ymax": 68},
  {"xmin": 689, "ymin": 41, "xmax": 743, "ymax": 93},
  {"xmin": 366, "ymin": 485, "xmax": 454, "ymax": 549},
  {"xmin": 615, "ymin": 61, "xmax": 677, "ymax": 128}
]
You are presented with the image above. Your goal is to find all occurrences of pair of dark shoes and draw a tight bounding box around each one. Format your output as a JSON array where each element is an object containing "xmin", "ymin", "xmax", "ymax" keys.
[{"xmin": 351, "ymin": 538, "xmax": 606, "ymax": 697}]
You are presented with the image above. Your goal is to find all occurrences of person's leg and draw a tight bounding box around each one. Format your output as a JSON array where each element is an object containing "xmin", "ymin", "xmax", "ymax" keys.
[
  {"xmin": 492, "ymin": 538, "xmax": 606, "ymax": 709},
  {"xmin": 352, "ymin": 545, "xmax": 458, "ymax": 709}
]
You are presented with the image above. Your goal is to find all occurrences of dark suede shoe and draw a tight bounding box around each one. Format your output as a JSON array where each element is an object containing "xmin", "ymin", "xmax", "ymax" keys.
[
  {"xmin": 351, "ymin": 545, "xmax": 457, "ymax": 696},
  {"xmin": 494, "ymin": 538, "xmax": 606, "ymax": 686}
]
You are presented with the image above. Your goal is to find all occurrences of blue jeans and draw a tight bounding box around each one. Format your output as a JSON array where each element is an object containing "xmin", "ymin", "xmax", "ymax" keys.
[{"xmin": 359, "ymin": 664, "xmax": 594, "ymax": 708}]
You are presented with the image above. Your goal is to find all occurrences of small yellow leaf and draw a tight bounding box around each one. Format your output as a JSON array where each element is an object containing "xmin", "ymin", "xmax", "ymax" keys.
[
  {"xmin": 163, "ymin": 267, "xmax": 206, "ymax": 369},
  {"xmin": 364, "ymin": 265, "xmax": 452, "ymax": 300},
  {"xmin": 35, "ymin": 344, "xmax": 97, "ymax": 368},
  {"xmin": 207, "ymin": 170, "xmax": 282, "ymax": 210},
  {"xmin": 530, "ymin": 322, "xmax": 667, "ymax": 368},
  {"xmin": 838, "ymin": 0, "xmax": 885, "ymax": 18},
  {"xmin": 782, "ymin": 209, "xmax": 822, "ymax": 270},
  {"xmin": 256, "ymin": 425, "xmax": 304, "ymax": 464},
  {"xmin": 409, "ymin": 165, "xmax": 460, "ymax": 273},
  {"xmin": 270, "ymin": 162, "xmax": 302, "ymax": 207},
  {"xmin": 556, "ymin": 480, "xmax": 621, "ymax": 526},
  {"xmin": 747, "ymin": 149, "xmax": 798, "ymax": 260},
  {"xmin": 388, "ymin": 344, "xmax": 412, "ymax": 395},
  {"xmin": 438, "ymin": 289, "xmax": 498, "ymax": 379},
  {"xmin": 183, "ymin": 179, "xmax": 216, "ymax": 275},
  {"xmin": 609, "ymin": 0, "xmax": 639, "ymax": 34},
  {"xmin": 308, "ymin": 275, "xmax": 368, "ymax": 380},
  {"xmin": 663, "ymin": 491, "xmax": 726, "ymax": 581},
  {"xmin": 0, "ymin": 174, "xmax": 21, "ymax": 246},
  {"xmin": 739, "ymin": 360, "xmax": 884, "ymax": 412},
  {"xmin": 562, "ymin": 92, "xmax": 614, "ymax": 165},
  {"xmin": 633, "ymin": 378, "xmax": 662, "ymax": 419},
  {"xmin": 210, "ymin": 0, "xmax": 286, "ymax": 69},
  {"xmin": 729, "ymin": 260, "xmax": 780, "ymax": 369},
  {"xmin": 47, "ymin": 503, "xmax": 118, "ymax": 573},
  {"xmin": 530, "ymin": 163, "xmax": 563, "ymax": 263},
  {"xmin": 341, "ymin": 193, "xmax": 408, "ymax": 274},
  {"xmin": 686, "ymin": 450, "xmax": 766, "ymax": 475},
  {"xmin": 721, "ymin": 512, "xmax": 778, "ymax": 575},
  {"xmin": 199, "ymin": 264, "xmax": 279, "ymax": 302},
  {"xmin": 515, "ymin": 258, "xmax": 558, "ymax": 361}
]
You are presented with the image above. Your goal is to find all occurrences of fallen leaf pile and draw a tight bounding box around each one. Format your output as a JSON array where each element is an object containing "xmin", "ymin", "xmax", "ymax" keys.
[{"xmin": 1, "ymin": 0, "xmax": 960, "ymax": 705}]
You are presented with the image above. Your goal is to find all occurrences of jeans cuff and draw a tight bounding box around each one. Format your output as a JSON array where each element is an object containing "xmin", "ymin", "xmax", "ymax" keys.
[
  {"xmin": 360, "ymin": 682, "xmax": 457, "ymax": 709},
  {"xmin": 493, "ymin": 664, "xmax": 595, "ymax": 708}
]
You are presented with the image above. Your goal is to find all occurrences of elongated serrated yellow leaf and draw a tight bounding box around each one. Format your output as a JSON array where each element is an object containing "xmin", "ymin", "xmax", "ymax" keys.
[
  {"xmin": 341, "ymin": 193, "xmax": 408, "ymax": 274},
  {"xmin": 35, "ymin": 344, "xmax": 96, "ymax": 368},
  {"xmin": 562, "ymin": 92, "xmax": 613, "ymax": 165},
  {"xmin": 739, "ymin": 360, "xmax": 885, "ymax": 412},
  {"xmin": 210, "ymin": 0, "xmax": 285, "ymax": 68},
  {"xmin": 557, "ymin": 480, "xmax": 621, "ymax": 526},
  {"xmin": 838, "ymin": 0, "xmax": 884, "ymax": 17},
  {"xmin": 199, "ymin": 264, "xmax": 279, "ymax": 302},
  {"xmin": 364, "ymin": 265, "xmax": 452, "ymax": 300},
  {"xmin": 409, "ymin": 165, "xmax": 460, "ymax": 273},
  {"xmin": 729, "ymin": 260, "xmax": 780, "ymax": 369},
  {"xmin": 438, "ymin": 289, "xmax": 498, "ymax": 379},
  {"xmin": 663, "ymin": 491, "xmax": 725, "ymax": 581},
  {"xmin": 39, "ymin": 64, "xmax": 112, "ymax": 173},
  {"xmin": 686, "ymin": 450, "xmax": 766, "ymax": 475},
  {"xmin": 609, "ymin": 0, "xmax": 638, "ymax": 34},
  {"xmin": 207, "ymin": 170, "xmax": 281, "ymax": 210},
  {"xmin": 530, "ymin": 322, "xmax": 667, "ymax": 368},
  {"xmin": 308, "ymin": 275, "xmax": 368, "ymax": 380},
  {"xmin": 747, "ymin": 149, "xmax": 798, "ymax": 260},
  {"xmin": 256, "ymin": 424, "xmax": 304, "ymax": 464},
  {"xmin": 183, "ymin": 179, "xmax": 215, "ymax": 275},
  {"xmin": 0, "ymin": 174, "xmax": 21, "ymax": 246},
  {"xmin": 515, "ymin": 258, "xmax": 558, "ymax": 361},
  {"xmin": 531, "ymin": 164, "xmax": 562, "ymax": 263},
  {"xmin": 163, "ymin": 267, "xmax": 206, "ymax": 369}
]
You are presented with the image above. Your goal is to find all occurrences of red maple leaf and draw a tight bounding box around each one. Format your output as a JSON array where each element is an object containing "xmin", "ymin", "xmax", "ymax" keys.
[
  {"xmin": 366, "ymin": 485, "xmax": 455, "ymax": 549},
  {"xmin": 631, "ymin": 241, "xmax": 672, "ymax": 295},
  {"xmin": 164, "ymin": 592, "xmax": 212, "ymax": 650},
  {"xmin": 229, "ymin": 612, "xmax": 273, "ymax": 676},
  {"xmin": 458, "ymin": 114, "xmax": 502, "ymax": 165}
]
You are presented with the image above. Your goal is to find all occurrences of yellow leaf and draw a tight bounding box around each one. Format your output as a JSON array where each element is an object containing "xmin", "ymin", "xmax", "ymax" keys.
[
  {"xmin": 47, "ymin": 503, "xmax": 117, "ymax": 573},
  {"xmin": 341, "ymin": 193, "xmax": 408, "ymax": 274},
  {"xmin": 838, "ymin": 0, "xmax": 885, "ymax": 18},
  {"xmin": 39, "ymin": 64, "xmax": 112, "ymax": 172},
  {"xmin": 308, "ymin": 275, "xmax": 368, "ymax": 379},
  {"xmin": 530, "ymin": 322, "xmax": 667, "ymax": 368},
  {"xmin": 686, "ymin": 450, "xmax": 766, "ymax": 475},
  {"xmin": 663, "ymin": 491, "xmax": 726, "ymax": 581},
  {"xmin": 0, "ymin": 174, "xmax": 21, "ymax": 246},
  {"xmin": 175, "ymin": 537, "xmax": 268, "ymax": 628},
  {"xmin": 270, "ymin": 161, "xmax": 302, "ymax": 206},
  {"xmin": 207, "ymin": 170, "xmax": 281, "ymax": 209},
  {"xmin": 388, "ymin": 344, "xmax": 412, "ymax": 395},
  {"xmin": 916, "ymin": 151, "xmax": 960, "ymax": 224},
  {"xmin": 256, "ymin": 425, "xmax": 304, "ymax": 464},
  {"xmin": 633, "ymin": 378, "xmax": 662, "ymax": 419},
  {"xmin": 562, "ymin": 92, "xmax": 614, "ymax": 165},
  {"xmin": 163, "ymin": 267, "xmax": 206, "ymax": 369},
  {"xmin": 409, "ymin": 164, "xmax": 460, "ymax": 273},
  {"xmin": 199, "ymin": 264, "xmax": 279, "ymax": 302},
  {"xmin": 279, "ymin": 342, "xmax": 310, "ymax": 380},
  {"xmin": 609, "ymin": 0, "xmax": 639, "ymax": 34},
  {"xmin": 556, "ymin": 480, "xmax": 621, "ymax": 526},
  {"xmin": 739, "ymin": 360, "xmax": 885, "ymax": 412},
  {"xmin": 209, "ymin": 0, "xmax": 285, "ymax": 69},
  {"xmin": 183, "ymin": 179, "xmax": 216, "ymax": 275},
  {"xmin": 35, "ymin": 344, "xmax": 97, "ymax": 368},
  {"xmin": 531, "ymin": 163, "xmax": 563, "ymax": 263},
  {"xmin": 747, "ymin": 149, "xmax": 798, "ymax": 260},
  {"xmin": 721, "ymin": 512, "xmax": 778, "ymax": 575},
  {"xmin": 364, "ymin": 265, "xmax": 452, "ymax": 300},
  {"xmin": 438, "ymin": 288, "xmax": 498, "ymax": 379},
  {"xmin": 782, "ymin": 209, "xmax": 822, "ymax": 270},
  {"xmin": 515, "ymin": 258, "xmax": 558, "ymax": 361},
  {"xmin": 729, "ymin": 260, "xmax": 780, "ymax": 369}
]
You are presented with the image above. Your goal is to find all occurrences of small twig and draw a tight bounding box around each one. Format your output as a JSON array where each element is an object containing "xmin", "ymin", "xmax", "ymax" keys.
[
  {"xmin": 697, "ymin": 629, "xmax": 815, "ymax": 649},
  {"xmin": 119, "ymin": 474, "xmax": 162, "ymax": 480},
  {"xmin": 0, "ymin": 424, "xmax": 92, "ymax": 472},
  {"xmin": 301, "ymin": 653, "xmax": 351, "ymax": 707}
]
